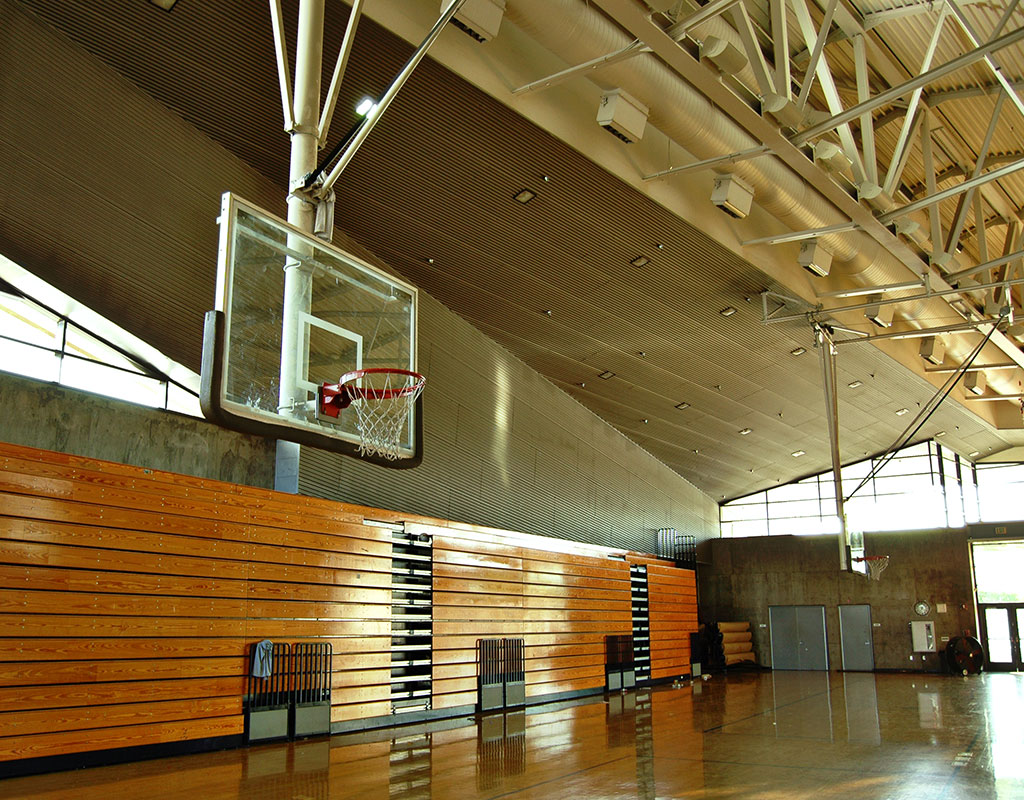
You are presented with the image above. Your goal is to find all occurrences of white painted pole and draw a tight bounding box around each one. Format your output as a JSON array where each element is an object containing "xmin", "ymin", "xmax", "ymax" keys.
[{"xmin": 277, "ymin": 0, "xmax": 324, "ymax": 491}]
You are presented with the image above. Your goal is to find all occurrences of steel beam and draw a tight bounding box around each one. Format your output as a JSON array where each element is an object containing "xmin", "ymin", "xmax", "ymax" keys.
[
  {"xmin": 921, "ymin": 110, "xmax": 943, "ymax": 258},
  {"xmin": 797, "ymin": 0, "xmax": 839, "ymax": 110},
  {"xmin": 882, "ymin": 9, "xmax": 946, "ymax": 196},
  {"xmin": 791, "ymin": 0, "xmax": 865, "ymax": 182},
  {"xmin": 879, "ymin": 156, "xmax": 1024, "ymax": 223},
  {"xmin": 853, "ymin": 34, "xmax": 877, "ymax": 184},
  {"xmin": 665, "ymin": 0, "xmax": 745, "ymax": 39},
  {"xmin": 321, "ymin": 0, "xmax": 466, "ymax": 194},
  {"xmin": 728, "ymin": 2, "xmax": 774, "ymax": 97},
  {"xmin": 644, "ymin": 145, "xmax": 771, "ymax": 180},
  {"xmin": 744, "ymin": 221, "xmax": 860, "ymax": 246},
  {"xmin": 945, "ymin": 92, "xmax": 1005, "ymax": 256},
  {"xmin": 269, "ymin": 0, "xmax": 295, "ymax": 132},
  {"xmin": 770, "ymin": 0, "xmax": 791, "ymax": 99},
  {"xmin": 948, "ymin": 0, "xmax": 1024, "ymax": 119},
  {"xmin": 513, "ymin": 40, "xmax": 649, "ymax": 95},
  {"xmin": 791, "ymin": 24, "xmax": 1024, "ymax": 145},
  {"xmin": 319, "ymin": 0, "xmax": 366, "ymax": 145}
]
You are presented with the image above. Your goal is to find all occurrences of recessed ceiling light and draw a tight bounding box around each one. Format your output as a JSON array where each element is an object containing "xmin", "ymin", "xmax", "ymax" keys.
[
  {"xmin": 630, "ymin": 256, "xmax": 650, "ymax": 268},
  {"xmin": 675, "ymin": 402, "xmax": 690, "ymax": 410},
  {"xmin": 513, "ymin": 189, "xmax": 536, "ymax": 204},
  {"xmin": 720, "ymin": 307, "xmax": 738, "ymax": 317},
  {"xmin": 791, "ymin": 347, "xmax": 806, "ymax": 356},
  {"xmin": 542, "ymin": 175, "xmax": 552, "ymax": 182},
  {"xmin": 543, "ymin": 309, "xmax": 553, "ymax": 316},
  {"xmin": 578, "ymin": 382, "xmax": 586, "ymax": 388},
  {"xmin": 355, "ymin": 96, "xmax": 378, "ymax": 117},
  {"xmin": 656, "ymin": 243, "xmax": 665, "ymax": 250},
  {"xmin": 642, "ymin": 418, "xmax": 649, "ymax": 424},
  {"xmin": 895, "ymin": 407, "xmax": 910, "ymax": 416},
  {"xmin": 638, "ymin": 351, "xmax": 646, "ymax": 357},
  {"xmin": 739, "ymin": 428, "xmax": 752, "ymax": 435},
  {"xmin": 598, "ymin": 370, "xmax": 615, "ymax": 380},
  {"xmin": 426, "ymin": 257, "xmax": 435, "ymax": 264},
  {"xmin": 792, "ymin": 450, "xmax": 806, "ymax": 457},
  {"xmin": 848, "ymin": 380, "xmax": 863, "ymax": 388}
]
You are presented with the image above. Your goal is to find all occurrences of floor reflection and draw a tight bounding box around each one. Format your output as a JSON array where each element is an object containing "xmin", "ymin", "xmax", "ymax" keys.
[{"xmin": 2, "ymin": 672, "xmax": 1023, "ymax": 799}]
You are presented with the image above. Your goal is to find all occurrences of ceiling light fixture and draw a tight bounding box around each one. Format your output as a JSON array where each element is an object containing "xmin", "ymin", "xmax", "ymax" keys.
[
  {"xmin": 935, "ymin": 430, "xmax": 946, "ymax": 437},
  {"xmin": 543, "ymin": 309, "xmax": 553, "ymax": 316},
  {"xmin": 720, "ymin": 306, "xmax": 737, "ymax": 317},
  {"xmin": 642, "ymin": 418, "xmax": 649, "ymax": 424},
  {"xmin": 792, "ymin": 450, "xmax": 806, "ymax": 457},
  {"xmin": 630, "ymin": 256, "xmax": 650, "ymax": 268},
  {"xmin": 426, "ymin": 257, "xmax": 435, "ymax": 264},
  {"xmin": 598, "ymin": 370, "xmax": 615, "ymax": 380},
  {"xmin": 656, "ymin": 243, "xmax": 665, "ymax": 250},
  {"xmin": 675, "ymin": 401, "xmax": 690, "ymax": 410},
  {"xmin": 513, "ymin": 189, "xmax": 536, "ymax": 204},
  {"xmin": 969, "ymin": 451, "xmax": 980, "ymax": 458},
  {"xmin": 542, "ymin": 175, "xmax": 551, "ymax": 182},
  {"xmin": 355, "ymin": 96, "xmax": 378, "ymax": 117},
  {"xmin": 848, "ymin": 380, "xmax": 863, "ymax": 388},
  {"xmin": 896, "ymin": 407, "xmax": 910, "ymax": 416},
  {"xmin": 739, "ymin": 428, "xmax": 752, "ymax": 435},
  {"xmin": 638, "ymin": 351, "xmax": 646, "ymax": 357},
  {"xmin": 149, "ymin": 0, "xmax": 179, "ymax": 9},
  {"xmin": 791, "ymin": 347, "xmax": 806, "ymax": 356}
]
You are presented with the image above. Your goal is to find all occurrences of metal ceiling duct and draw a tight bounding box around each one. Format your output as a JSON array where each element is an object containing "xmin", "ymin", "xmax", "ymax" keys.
[{"xmin": 504, "ymin": 0, "xmax": 1020, "ymax": 396}]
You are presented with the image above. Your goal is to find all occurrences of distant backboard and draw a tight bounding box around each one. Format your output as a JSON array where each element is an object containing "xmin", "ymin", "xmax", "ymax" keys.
[
  {"xmin": 847, "ymin": 528, "xmax": 868, "ymax": 576},
  {"xmin": 201, "ymin": 193, "xmax": 420, "ymax": 466}
]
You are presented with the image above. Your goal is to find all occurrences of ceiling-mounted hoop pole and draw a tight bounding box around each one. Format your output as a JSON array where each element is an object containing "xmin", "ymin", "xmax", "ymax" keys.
[
  {"xmin": 815, "ymin": 324, "xmax": 848, "ymax": 571},
  {"xmin": 275, "ymin": 0, "xmax": 325, "ymax": 494},
  {"xmin": 318, "ymin": 0, "xmax": 467, "ymax": 196}
]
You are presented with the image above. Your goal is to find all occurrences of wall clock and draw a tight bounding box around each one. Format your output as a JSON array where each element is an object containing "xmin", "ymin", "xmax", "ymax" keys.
[{"xmin": 914, "ymin": 600, "xmax": 931, "ymax": 616}]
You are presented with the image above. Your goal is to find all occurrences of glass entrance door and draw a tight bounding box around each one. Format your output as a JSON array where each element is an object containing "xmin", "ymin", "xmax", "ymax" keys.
[{"xmin": 979, "ymin": 605, "xmax": 1024, "ymax": 671}]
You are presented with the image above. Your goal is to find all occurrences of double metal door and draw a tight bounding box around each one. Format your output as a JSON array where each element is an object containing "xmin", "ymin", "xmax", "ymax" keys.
[
  {"xmin": 979, "ymin": 604, "xmax": 1024, "ymax": 671},
  {"xmin": 769, "ymin": 605, "xmax": 828, "ymax": 671}
]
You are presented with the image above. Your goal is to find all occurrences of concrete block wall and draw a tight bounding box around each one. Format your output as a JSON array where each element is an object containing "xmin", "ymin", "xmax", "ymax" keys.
[
  {"xmin": 698, "ymin": 530, "xmax": 987, "ymax": 672},
  {"xmin": 0, "ymin": 372, "xmax": 276, "ymax": 488}
]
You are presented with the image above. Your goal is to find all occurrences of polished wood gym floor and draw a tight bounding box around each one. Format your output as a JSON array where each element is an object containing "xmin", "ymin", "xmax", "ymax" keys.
[{"xmin": 2, "ymin": 671, "xmax": 1021, "ymax": 799}]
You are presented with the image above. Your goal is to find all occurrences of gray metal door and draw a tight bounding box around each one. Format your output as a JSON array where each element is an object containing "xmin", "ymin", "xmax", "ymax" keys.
[
  {"xmin": 839, "ymin": 604, "xmax": 875, "ymax": 671},
  {"xmin": 769, "ymin": 606, "xmax": 799, "ymax": 670},
  {"xmin": 796, "ymin": 606, "xmax": 828, "ymax": 670},
  {"xmin": 770, "ymin": 605, "xmax": 828, "ymax": 670}
]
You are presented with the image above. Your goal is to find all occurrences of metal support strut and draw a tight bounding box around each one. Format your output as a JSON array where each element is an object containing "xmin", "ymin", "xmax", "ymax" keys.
[{"xmin": 816, "ymin": 324, "xmax": 848, "ymax": 571}]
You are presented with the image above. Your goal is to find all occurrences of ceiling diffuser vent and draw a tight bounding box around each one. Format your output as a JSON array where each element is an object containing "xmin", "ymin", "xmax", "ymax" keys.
[
  {"xmin": 445, "ymin": 0, "xmax": 505, "ymax": 42},
  {"xmin": 597, "ymin": 89, "xmax": 649, "ymax": 144}
]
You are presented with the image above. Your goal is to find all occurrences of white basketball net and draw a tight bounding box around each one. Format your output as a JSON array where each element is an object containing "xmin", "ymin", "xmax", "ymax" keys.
[
  {"xmin": 861, "ymin": 556, "xmax": 889, "ymax": 581},
  {"xmin": 344, "ymin": 371, "xmax": 425, "ymax": 460}
]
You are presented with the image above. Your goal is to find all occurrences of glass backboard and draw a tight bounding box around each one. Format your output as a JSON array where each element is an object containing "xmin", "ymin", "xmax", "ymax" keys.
[{"xmin": 201, "ymin": 193, "xmax": 420, "ymax": 465}]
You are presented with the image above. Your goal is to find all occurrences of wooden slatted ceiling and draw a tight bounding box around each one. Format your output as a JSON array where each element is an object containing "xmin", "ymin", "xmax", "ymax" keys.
[{"xmin": 0, "ymin": 441, "xmax": 696, "ymax": 764}]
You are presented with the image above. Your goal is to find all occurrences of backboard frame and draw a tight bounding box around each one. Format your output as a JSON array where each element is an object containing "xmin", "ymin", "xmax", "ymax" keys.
[{"xmin": 200, "ymin": 193, "xmax": 422, "ymax": 468}]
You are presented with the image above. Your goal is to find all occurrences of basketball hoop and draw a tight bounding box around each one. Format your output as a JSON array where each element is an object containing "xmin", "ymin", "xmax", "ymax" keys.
[
  {"xmin": 319, "ymin": 368, "xmax": 425, "ymax": 460},
  {"xmin": 853, "ymin": 555, "xmax": 890, "ymax": 581}
]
